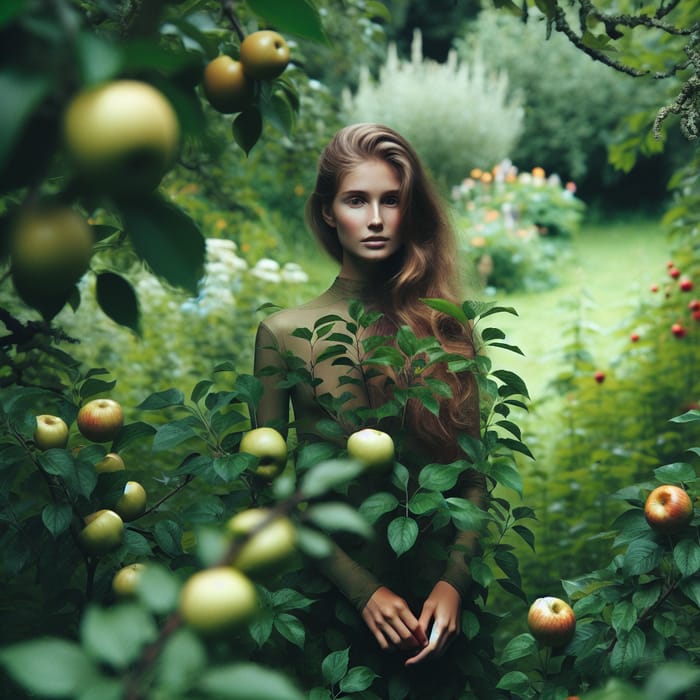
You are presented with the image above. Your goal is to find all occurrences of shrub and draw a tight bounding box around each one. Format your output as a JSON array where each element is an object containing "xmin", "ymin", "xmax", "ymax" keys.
[
  {"xmin": 342, "ymin": 30, "xmax": 523, "ymax": 187},
  {"xmin": 452, "ymin": 161, "xmax": 585, "ymax": 292}
]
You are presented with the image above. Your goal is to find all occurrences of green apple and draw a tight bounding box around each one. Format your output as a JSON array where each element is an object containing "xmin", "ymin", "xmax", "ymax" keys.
[
  {"xmin": 239, "ymin": 427, "xmax": 287, "ymax": 479},
  {"xmin": 62, "ymin": 80, "xmax": 180, "ymax": 196},
  {"xmin": 227, "ymin": 508, "xmax": 296, "ymax": 575},
  {"xmin": 347, "ymin": 428, "xmax": 395, "ymax": 471},
  {"xmin": 95, "ymin": 452, "xmax": 126, "ymax": 473},
  {"xmin": 77, "ymin": 398, "xmax": 124, "ymax": 443},
  {"xmin": 178, "ymin": 567, "xmax": 258, "ymax": 633},
  {"xmin": 115, "ymin": 481, "xmax": 147, "ymax": 521},
  {"xmin": 34, "ymin": 415, "xmax": 70, "ymax": 450},
  {"xmin": 10, "ymin": 205, "xmax": 94, "ymax": 318},
  {"xmin": 79, "ymin": 509, "xmax": 124, "ymax": 556},
  {"xmin": 112, "ymin": 563, "xmax": 146, "ymax": 597},
  {"xmin": 644, "ymin": 484, "xmax": 693, "ymax": 534},
  {"xmin": 203, "ymin": 55, "xmax": 253, "ymax": 114},
  {"xmin": 240, "ymin": 30, "xmax": 290, "ymax": 81}
]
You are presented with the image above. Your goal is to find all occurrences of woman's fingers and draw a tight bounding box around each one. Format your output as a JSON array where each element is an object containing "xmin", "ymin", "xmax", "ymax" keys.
[{"xmin": 362, "ymin": 587, "xmax": 426, "ymax": 650}]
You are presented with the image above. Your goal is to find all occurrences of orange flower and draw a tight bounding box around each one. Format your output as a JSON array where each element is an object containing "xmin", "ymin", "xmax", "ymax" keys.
[
  {"xmin": 484, "ymin": 209, "xmax": 500, "ymax": 222},
  {"xmin": 532, "ymin": 166, "xmax": 545, "ymax": 179},
  {"xmin": 215, "ymin": 219, "xmax": 226, "ymax": 231},
  {"xmin": 470, "ymin": 236, "xmax": 486, "ymax": 247},
  {"xmin": 294, "ymin": 184, "xmax": 305, "ymax": 196},
  {"xmin": 470, "ymin": 168, "xmax": 483, "ymax": 179},
  {"xmin": 240, "ymin": 242, "xmax": 251, "ymax": 253},
  {"xmin": 480, "ymin": 172, "xmax": 493, "ymax": 184}
]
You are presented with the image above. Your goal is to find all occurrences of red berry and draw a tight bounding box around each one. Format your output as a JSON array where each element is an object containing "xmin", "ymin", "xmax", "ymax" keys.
[
  {"xmin": 666, "ymin": 261, "xmax": 675, "ymax": 268},
  {"xmin": 594, "ymin": 370, "xmax": 606, "ymax": 383},
  {"xmin": 693, "ymin": 310, "xmax": 700, "ymax": 322},
  {"xmin": 669, "ymin": 267, "xmax": 681, "ymax": 279},
  {"xmin": 650, "ymin": 283, "xmax": 659, "ymax": 293},
  {"xmin": 680, "ymin": 278, "xmax": 694, "ymax": 292},
  {"xmin": 689, "ymin": 299, "xmax": 700, "ymax": 311},
  {"xmin": 630, "ymin": 333, "xmax": 640, "ymax": 342},
  {"xmin": 672, "ymin": 323, "xmax": 687, "ymax": 338}
]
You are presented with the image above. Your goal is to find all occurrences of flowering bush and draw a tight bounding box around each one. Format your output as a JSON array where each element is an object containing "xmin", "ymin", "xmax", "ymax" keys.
[{"xmin": 452, "ymin": 162, "xmax": 585, "ymax": 293}]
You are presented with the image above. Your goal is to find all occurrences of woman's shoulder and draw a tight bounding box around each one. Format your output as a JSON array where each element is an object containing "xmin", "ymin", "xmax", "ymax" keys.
[{"xmin": 259, "ymin": 282, "xmax": 347, "ymax": 337}]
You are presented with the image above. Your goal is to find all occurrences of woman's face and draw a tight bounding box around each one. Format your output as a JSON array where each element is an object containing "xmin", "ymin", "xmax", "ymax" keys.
[{"xmin": 323, "ymin": 158, "xmax": 403, "ymax": 279}]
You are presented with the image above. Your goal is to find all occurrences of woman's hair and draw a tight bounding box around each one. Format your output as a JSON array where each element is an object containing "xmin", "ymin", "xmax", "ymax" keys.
[{"xmin": 306, "ymin": 123, "xmax": 480, "ymax": 458}]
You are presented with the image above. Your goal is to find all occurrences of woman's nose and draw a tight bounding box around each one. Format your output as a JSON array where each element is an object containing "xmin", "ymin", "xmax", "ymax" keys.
[{"xmin": 368, "ymin": 202, "xmax": 383, "ymax": 230}]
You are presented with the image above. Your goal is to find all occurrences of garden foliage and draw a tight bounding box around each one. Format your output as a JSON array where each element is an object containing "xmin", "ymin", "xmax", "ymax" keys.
[{"xmin": 342, "ymin": 29, "xmax": 523, "ymax": 187}]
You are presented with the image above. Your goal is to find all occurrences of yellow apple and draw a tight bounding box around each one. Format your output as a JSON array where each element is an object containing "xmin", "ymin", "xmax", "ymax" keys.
[
  {"xmin": 239, "ymin": 427, "xmax": 287, "ymax": 479},
  {"xmin": 95, "ymin": 452, "xmax": 126, "ymax": 473},
  {"xmin": 347, "ymin": 428, "xmax": 395, "ymax": 471},
  {"xmin": 79, "ymin": 509, "xmax": 124, "ymax": 556},
  {"xmin": 34, "ymin": 415, "xmax": 70, "ymax": 450},
  {"xmin": 226, "ymin": 508, "xmax": 296, "ymax": 575},
  {"xmin": 77, "ymin": 398, "xmax": 124, "ymax": 443},
  {"xmin": 240, "ymin": 30, "xmax": 290, "ymax": 81},
  {"xmin": 178, "ymin": 567, "xmax": 258, "ymax": 633},
  {"xmin": 203, "ymin": 55, "xmax": 253, "ymax": 113},
  {"xmin": 63, "ymin": 80, "xmax": 180, "ymax": 196},
  {"xmin": 115, "ymin": 481, "xmax": 147, "ymax": 521},
  {"xmin": 112, "ymin": 563, "xmax": 146, "ymax": 597}
]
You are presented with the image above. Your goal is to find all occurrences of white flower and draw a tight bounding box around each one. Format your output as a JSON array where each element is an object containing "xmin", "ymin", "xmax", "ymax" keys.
[{"xmin": 281, "ymin": 263, "xmax": 309, "ymax": 283}]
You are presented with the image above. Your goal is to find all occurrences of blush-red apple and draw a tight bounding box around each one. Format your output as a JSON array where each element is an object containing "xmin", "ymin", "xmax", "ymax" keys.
[
  {"xmin": 527, "ymin": 596, "xmax": 576, "ymax": 647},
  {"xmin": 644, "ymin": 484, "xmax": 693, "ymax": 534},
  {"xmin": 77, "ymin": 398, "xmax": 124, "ymax": 443}
]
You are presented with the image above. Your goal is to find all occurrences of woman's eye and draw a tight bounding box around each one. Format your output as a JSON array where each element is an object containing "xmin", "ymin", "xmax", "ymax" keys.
[
  {"xmin": 384, "ymin": 196, "xmax": 400, "ymax": 206},
  {"xmin": 347, "ymin": 196, "xmax": 364, "ymax": 206}
]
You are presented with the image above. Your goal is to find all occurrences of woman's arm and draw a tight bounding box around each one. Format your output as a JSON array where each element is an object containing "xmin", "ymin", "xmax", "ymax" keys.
[{"xmin": 253, "ymin": 322, "xmax": 291, "ymax": 433}]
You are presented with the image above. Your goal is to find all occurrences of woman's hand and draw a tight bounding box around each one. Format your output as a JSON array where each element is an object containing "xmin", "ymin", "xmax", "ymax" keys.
[
  {"xmin": 361, "ymin": 586, "xmax": 428, "ymax": 651},
  {"xmin": 404, "ymin": 580, "xmax": 461, "ymax": 666}
]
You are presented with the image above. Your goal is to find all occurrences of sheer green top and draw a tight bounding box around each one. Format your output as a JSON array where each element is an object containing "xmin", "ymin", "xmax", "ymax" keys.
[{"xmin": 253, "ymin": 276, "xmax": 485, "ymax": 611}]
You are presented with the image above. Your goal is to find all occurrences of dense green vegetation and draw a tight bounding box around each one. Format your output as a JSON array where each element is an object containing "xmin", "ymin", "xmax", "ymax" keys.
[{"xmin": 1, "ymin": 0, "xmax": 699, "ymax": 698}]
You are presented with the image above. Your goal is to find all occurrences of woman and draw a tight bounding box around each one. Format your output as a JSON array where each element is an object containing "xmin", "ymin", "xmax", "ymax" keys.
[{"xmin": 253, "ymin": 124, "xmax": 486, "ymax": 695}]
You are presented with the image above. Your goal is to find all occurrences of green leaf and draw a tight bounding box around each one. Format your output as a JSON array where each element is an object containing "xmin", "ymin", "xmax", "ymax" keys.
[
  {"xmin": 138, "ymin": 564, "xmax": 180, "ymax": 615},
  {"xmin": 610, "ymin": 627, "xmax": 645, "ymax": 677},
  {"xmin": 38, "ymin": 448, "xmax": 75, "ymax": 477},
  {"xmin": 273, "ymin": 613, "xmax": 305, "ymax": 648},
  {"xmin": 407, "ymin": 490, "xmax": 443, "ymax": 516},
  {"xmin": 492, "ymin": 369, "xmax": 529, "ymax": 398},
  {"xmin": 360, "ymin": 491, "xmax": 399, "ymax": 522},
  {"xmin": 153, "ymin": 519, "xmax": 183, "ymax": 557},
  {"xmin": 623, "ymin": 539, "xmax": 662, "ymax": 576},
  {"xmin": 233, "ymin": 107, "xmax": 263, "ymax": 156},
  {"xmin": 670, "ymin": 409, "xmax": 700, "ymax": 424},
  {"xmin": 300, "ymin": 458, "xmax": 365, "ymax": 498},
  {"xmin": 0, "ymin": 69, "xmax": 51, "ymax": 171},
  {"xmin": 197, "ymin": 662, "xmax": 305, "ymax": 699},
  {"xmin": 305, "ymin": 502, "xmax": 372, "ymax": 538},
  {"xmin": 387, "ymin": 516, "xmax": 418, "ymax": 556},
  {"xmin": 470, "ymin": 557, "xmax": 495, "ymax": 587},
  {"xmin": 120, "ymin": 195, "xmax": 205, "ymax": 296},
  {"xmin": 112, "ymin": 421, "xmax": 157, "ymax": 452},
  {"xmin": 75, "ymin": 31, "xmax": 123, "ymax": 85},
  {"xmin": 446, "ymin": 497, "xmax": 490, "ymax": 530},
  {"xmin": 645, "ymin": 662, "xmax": 700, "ymax": 699},
  {"xmin": 489, "ymin": 459, "xmax": 524, "ymax": 496},
  {"xmin": 496, "ymin": 671, "xmax": 531, "ymax": 694},
  {"xmin": 95, "ymin": 272, "xmax": 140, "ymax": 335},
  {"xmin": 653, "ymin": 462, "xmax": 697, "ymax": 483},
  {"xmin": 499, "ymin": 632, "xmax": 537, "ymax": 664},
  {"xmin": 321, "ymin": 648, "xmax": 349, "ymax": 685},
  {"xmin": 152, "ymin": 416, "xmax": 200, "ymax": 451},
  {"xmin": 0, "ymin": 638, "xmax": 97, "ymax": 697},
  {"xmin": 611, "ymin": 601, "xmax": 637, "ymax": 635},
  {"xmin": 680, "ymin": 577, "xmax": 700, "ymax": 607},
  {"xmin": 674, "ymin": 539, "xmax": 700, "ymax": 576},
  {"xmin": 418, "ymin": 462, "xmax": 462, "ymax": 490},
  {"xmin": 155, "ymin": 627, "xmax": 207, "ymax": 693},
  {"xmin": 42, "ymin": 503, "xmax": 73, "ymax": 537},
  {"xmin": 247, "ymin": 0, "xmax": 327, "ymax": 41},
  {"xmin": 339, "ymin": 666, "xmax": 378, "ymax": 693},
  {"xmin": 81, "ymin": 604, "xmax": 157, "ymax": 670},
  {"xmin": 295, "ymin": 525, "xmax": 334, "ymax": 559},
  {"xmin": 271, "ymin": 588, "xmax": 316, "ymax": 612}
]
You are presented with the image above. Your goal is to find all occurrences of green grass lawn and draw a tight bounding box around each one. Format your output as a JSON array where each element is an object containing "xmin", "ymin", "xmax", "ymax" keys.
[{"xmin": 485, "ymin": 215, "xmax": 671, "ymax": 401}]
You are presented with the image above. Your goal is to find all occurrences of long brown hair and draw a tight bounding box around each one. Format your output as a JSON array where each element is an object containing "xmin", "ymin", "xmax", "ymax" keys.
[{"xmin": 306, "ymin": 123, "xmax": 479, "ymax": 459}]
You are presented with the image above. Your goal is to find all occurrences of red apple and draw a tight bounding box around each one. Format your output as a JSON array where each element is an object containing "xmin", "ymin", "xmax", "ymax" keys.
[
  {"xmin": 347, "ymin": 428, "xmax": 395, "ymax": 471},
  {"xmin": 680, "ymin": 278, "xmax": 694, "ymax": 292},
  {"xmin": 644, "ymin": 484, "xmax": 693, "ymax": 534},
  {"xmin": 77, "ymin": 398, "xmax": 124, "ymax": 443},
  {"xmin": 34, "ymin": 414, "xmax": 69, "ymax": 450},
  {"xmin": 671, "ymin": 323, "xmax": 687, "ymax": 338},
  {"xmin": 630, "ymin": 333, "xmax": 640, "ymax": 343},
  {"xmin": 594, "ymin": 370, "xmax": 606, "ymax": 384},
  {"xmin": 239, "ymin": 427, "xmax": 288, "ymax": 479},
  {"xmin": 527, "ymin": 596, "xmax": 576, "ymax": 647},
  {"xmin": 669, "ymin": 267, "xmax": 681, "ymax": 279},
  {"xmin": 650, "ymin": 283, "xmax": 659, "ymax": 292}
]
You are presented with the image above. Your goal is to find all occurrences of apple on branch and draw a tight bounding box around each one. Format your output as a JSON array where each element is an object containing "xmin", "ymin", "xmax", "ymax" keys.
[
  {"xmin": 79, "ymin": 509, "xmax": 124, "ymax": 557},
  {"xmin": 239, "ymin": 427, "xmax": 288, "ymax": 479},
  {"xmin": 239, "ymin": 30, "xmax": 290, "ymax": 81},
  {"xmin": 178, "ymin": 567, "xmax": 258, "ymax": 634},
  {"xmin": 34, "ymin": 415, "xmax": 70, "ymax": 450},
  {"xmin": 203, "ymin": 56, "xmax": 253, "ymax": 114},
  {"xmin": 644, "ymin": 484, "xmax": 693, "ymax": 534},
  {"xmin": 527, "ymin": 596, "xmax": 576, "ymax": 648},
  {"xmin": 347, "ymin": 428, "xmax": 395, "ymax": 471},
  {"xmin": 226, "ymin": 508, "xmax": 296, "ymax": 576},
  {"xmin": 112, "ymin": 563, "xmax": 146, "ymax": 598},
  {"xmin": 77, "ymin": 398, "xmax": 124, "ymax": 443},
  {"xmin": 115, "ymin": 481, "xmax": 147, "ymax": 522}
]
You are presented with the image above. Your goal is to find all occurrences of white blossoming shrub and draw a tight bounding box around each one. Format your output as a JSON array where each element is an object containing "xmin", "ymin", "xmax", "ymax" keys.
[{"xmin": 342, "ymin": 30, "xmax": 524, "ymax": 186}]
